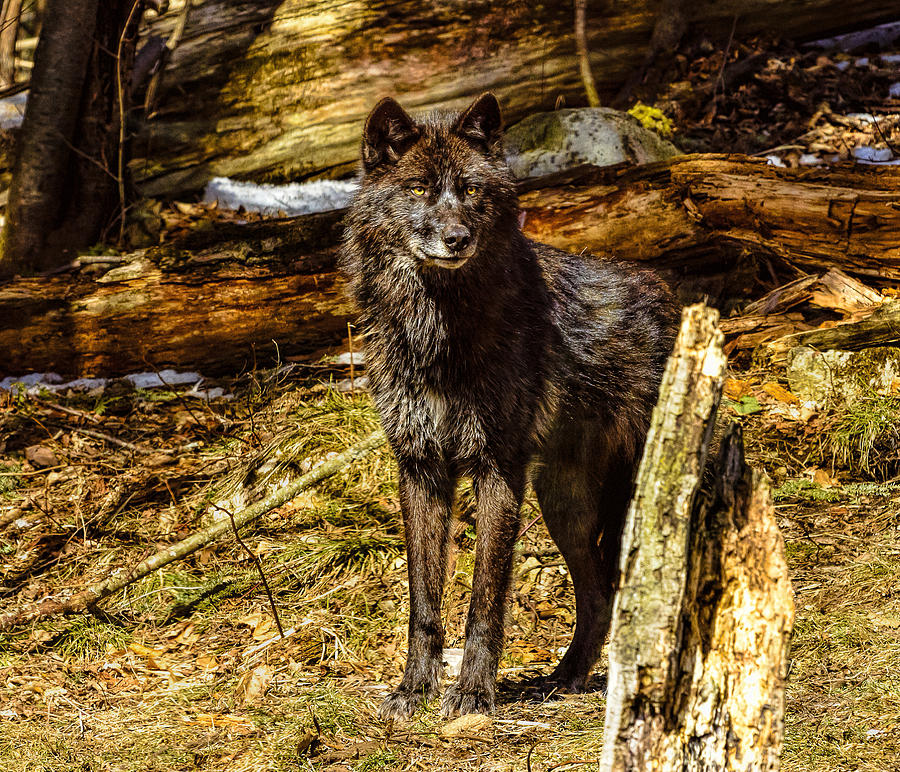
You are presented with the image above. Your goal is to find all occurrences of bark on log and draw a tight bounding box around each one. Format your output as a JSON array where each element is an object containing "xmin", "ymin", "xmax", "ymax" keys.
[
  {"xmin": 518, "ymin": 156, "xmax": 900, "ymax": 280},
  {"xmin": 0, "ymin": 0, "xmax": 23, "ymax": 89},
  {"xmin": 600, "ymin": 305, "xmax": 794, "ymax": 772},
  {"xmin": 133, "ymin": 0, "xmax": 900, "ymax": 196},
  {"xmin": 766, "ymin": 298, "xmax": 900, "ymax": 359},
  {"xmin": 1, "ymin": 155, "xmax": 897, "ymax": 377}
]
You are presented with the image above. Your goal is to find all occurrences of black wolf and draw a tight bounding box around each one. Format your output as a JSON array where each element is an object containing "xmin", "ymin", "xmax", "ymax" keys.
[{"xmin": 341, "ymin": 94, "xmax": 677, "ymax": 719}]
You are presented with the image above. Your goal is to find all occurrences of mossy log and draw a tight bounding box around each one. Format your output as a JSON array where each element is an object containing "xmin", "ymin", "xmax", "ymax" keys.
[
  {"xmin": 600, "ymin": 304, "xmax": 794, "ymax": 771},
  {"xmin": 1, "ymin": 155, "xmax": 897, "ymax": 377},
  {"xmin": 134, "ymin": 0, "xmax": 899, "ymax": 196}
]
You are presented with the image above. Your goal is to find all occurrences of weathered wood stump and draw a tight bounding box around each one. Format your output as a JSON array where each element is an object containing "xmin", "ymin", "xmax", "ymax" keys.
[{"xmin": 600, "ymin": 304, "xmax": 795, "ymax": 772}]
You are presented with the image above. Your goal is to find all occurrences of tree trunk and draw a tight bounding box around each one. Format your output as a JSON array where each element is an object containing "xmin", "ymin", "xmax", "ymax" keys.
[
  {"xmin": 0, "ymin": 0, "xmax": 98, "ymax": 277},
  {"xmin": 600, "ymin": 305, "xmax": 794, "ymax": 771},
  {"xmin": 0, "ymin": 0, "xmax": 23, "ymax": 88},
  {"xmin": 133, "ymin": 0, "xmax": 899, "ymax": 197},
  {"xmin": 0, "ymin": 0, "xmax": 143, "ymax": 278},
  {"xmin": 2, "ymin": 154, "xmax": 898, "ymax": 377}
]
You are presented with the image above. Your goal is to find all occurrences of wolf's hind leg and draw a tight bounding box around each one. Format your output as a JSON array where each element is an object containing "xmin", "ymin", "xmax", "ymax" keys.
[{"xmin": 533, "ymin": 445, "xmax": 633, "ymax": 692}]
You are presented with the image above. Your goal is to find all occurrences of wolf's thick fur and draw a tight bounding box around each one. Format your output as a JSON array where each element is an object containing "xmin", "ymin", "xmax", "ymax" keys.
[{"xmin": 341, "ymin": 94, "xmax": 678, "ymax": 719}]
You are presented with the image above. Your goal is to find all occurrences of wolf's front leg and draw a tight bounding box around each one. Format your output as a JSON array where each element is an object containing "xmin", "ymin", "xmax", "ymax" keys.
[
  {"xmin": 380, "ymin": 460, "xmax": 454, "ymax": 720},
  {"xmin": 442, "ymin": 464, "xmax": 524, "ymax": 717}
]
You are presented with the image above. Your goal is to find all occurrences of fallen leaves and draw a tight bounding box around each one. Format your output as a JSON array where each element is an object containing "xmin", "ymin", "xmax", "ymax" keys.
[
  {"xmin": 441, "ymin": 713, "xmax": 493, "ymax": 737},
  {"xmin": 234, "ymin": 664, "xmax": 274, "ymax": 706}
]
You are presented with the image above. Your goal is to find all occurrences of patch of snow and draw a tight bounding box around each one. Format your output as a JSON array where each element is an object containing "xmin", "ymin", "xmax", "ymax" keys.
[
  {"xmin": 0, "ymin": 369, "xmax": 232, "ymax": 399},
  {"xmin": 855, "ymin": 56, "xmax": 870, "ymax": 67},
  {"xmin": 203, "ymin": 177, "xmax": 358, "ymax": 216},
  {"xmin": 56, "ymin": 377, "xmax": 108, "ymax": 392},
  {"xmin": 799, "ymin": 154, "xmax": 822, "ymax": 166},
  {"xmin": 0, "ymin": 372, "xmax": 62, "ymax": 389},
  {"xmin": 185, "ymin": 382, "xmax": 231, "ymax": 401},
  {"xmin": 883, "ymin": 54, "xmax": 900, "ymax": 63},
  {"xmin": 125, "ymin": 370, "xmax": 201, "ymax": 389},
  {"xmin": 442, "ymin": 648, "xmax": 464, "ymax": 678},
  {"xmin": 765, "ymin": 155, "xmax": 787, "ymax": 167},
  {"xmin": 852, "ymin": 146, "xmax": 894, "ymax": 163},
  {"xmin": 334, "ymin": 351, "xmax": 365, "ymax": 366},
  {"xmin": 835, "ymin": 60, "xmax": 851, "ymax": 71},
  {"xmin": 807, "ymin": 21, "xmax": 900, "ymax": 52},
  {"xmin": 847, "ymin": 113, "xmax": 878, "ymax": 124},
  {"xmin": 890, "ymin": 82, "xmax": 900, "ymax": 98},
  {"xmin": 0, "ymin": 91, "xmax": 26, "ymax": 130},
  {"xmin": 333, "ymin": 376, "xmax": 369, "ymax": 393}
]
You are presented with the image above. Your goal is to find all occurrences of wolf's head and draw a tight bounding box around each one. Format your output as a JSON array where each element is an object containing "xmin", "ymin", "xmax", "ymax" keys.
[{"xmin": 352, "ymin": 93, "xmax": 518, "ymax": 271}]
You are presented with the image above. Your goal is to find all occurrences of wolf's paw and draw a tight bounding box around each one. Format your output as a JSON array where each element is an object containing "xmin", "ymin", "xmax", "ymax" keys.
[
  {"xmin": 379, "ymin": 687, "xmax": 434, "ymax": 721},
  {"xmin": 441, "ymin": 682, "xmax": 496, "ymax": 717},
  {"xmin": 542, "ymin": 673, "xmax": 588, "ymax": 692},
  {"xmin": 522, "ymin": 670, "xmax": 602, "ymax": 700}
]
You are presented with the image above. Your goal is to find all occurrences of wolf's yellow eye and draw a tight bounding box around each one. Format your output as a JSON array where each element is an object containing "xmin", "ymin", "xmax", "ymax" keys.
[
  {"xmin": 410, "ymin": 185, "xmax": 426, "ymax": 196},
  {"xmin": 465, "ymin": 185, "xmax": 478, "ymax": 196}
]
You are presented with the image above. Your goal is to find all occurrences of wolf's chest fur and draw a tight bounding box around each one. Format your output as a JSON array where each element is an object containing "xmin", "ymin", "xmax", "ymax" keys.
[{"xmin": 360, "ymin": 249, "xmax": 551, "ymax": 467}]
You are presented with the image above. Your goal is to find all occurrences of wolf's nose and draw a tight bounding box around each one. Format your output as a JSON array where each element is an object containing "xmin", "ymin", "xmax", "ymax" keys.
[{"xmin": 442, "ymin": 225, "xmax": 471, "ymax": 253}]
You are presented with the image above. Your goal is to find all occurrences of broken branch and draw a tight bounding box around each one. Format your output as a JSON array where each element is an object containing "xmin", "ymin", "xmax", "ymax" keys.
[{"xmin": 0, "ymin": 429, "xmax": 386, "ymax": 631}]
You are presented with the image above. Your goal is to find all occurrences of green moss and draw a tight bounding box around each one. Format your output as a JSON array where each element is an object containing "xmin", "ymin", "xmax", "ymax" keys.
[
  {"xmin": 773, "ymin": 478, "xmax": 842, "ymax": 503},
  {"xmin": 46, "ymin": 617, "xmax": 132, "ymax": 661},
  {"xmin": 627, "ymin": 102, "xmax": 674, "ymax": 137},
  {"xmin": 830, "ymin": 395, "xmax": 900, "ymax": 477},
  {"xmin": 0, "ymin": 461, "xmax": 22, "ymax": 497}
]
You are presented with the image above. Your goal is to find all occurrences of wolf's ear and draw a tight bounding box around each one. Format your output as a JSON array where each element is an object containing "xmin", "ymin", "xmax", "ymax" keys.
[
  {"xmin": 453, "ymin": 93, "xmax": 503, "ymax": 151},
  {"xmin": 362, "ymin": 97, "xmax": 420, "ymax": 170}
]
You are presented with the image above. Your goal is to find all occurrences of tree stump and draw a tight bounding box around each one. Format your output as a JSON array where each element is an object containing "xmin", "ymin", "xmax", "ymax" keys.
[{"xmin": 600, "ymin": 304, "xmax": 795, "ymax": 772}]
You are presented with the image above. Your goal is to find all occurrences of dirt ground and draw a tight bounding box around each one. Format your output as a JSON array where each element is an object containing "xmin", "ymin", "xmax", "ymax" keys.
[{"xmin": 2, "ymin": 24, "xmax": 900, "ymax": 772}]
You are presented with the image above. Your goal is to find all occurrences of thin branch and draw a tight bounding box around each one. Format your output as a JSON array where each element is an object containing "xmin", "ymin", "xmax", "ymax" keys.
[
  {"xmin": 116, "ymin": 0, "xmax": 142, "ymax": 245},
  {"xmin": 575, "ymin": 0, "xmax": 600, "ymax": 107},
  {"xmin": 44, "ymin": 419, "xmax": 149, "ymax": 453},
  {"xmin": 213, "ymin": 503, "xmax": 285, "ymax": 638},
  {"xmin": 144, "ymin": 0, "xmax": 192, "ymax": 116}
]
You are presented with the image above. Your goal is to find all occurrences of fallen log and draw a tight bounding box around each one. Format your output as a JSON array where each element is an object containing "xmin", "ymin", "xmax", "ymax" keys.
[
  {"xmin": 766, "ymin": 299, "xmax": 900, "ymax": 359},
  {"xmin": 134, "ymin": 0, "xmax": 900, "ymax": 196},
  {"xmin": 2, "ymin": 155, "xmax": 898, "ymax": 377},
  {"xmin": 600, "ymin": 304, "xmax": 794, "ymax": 771}
]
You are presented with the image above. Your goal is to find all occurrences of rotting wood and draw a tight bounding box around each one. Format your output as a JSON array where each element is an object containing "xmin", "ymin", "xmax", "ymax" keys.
[
  {"xmin": 0, "ymin": 429, "xmax": 386, "ymax": 632},
  {"xmin": 722, "ymin": 269, "xmax": 885, "ymax": 354},
  {"xmin": 2, "ymin": 155, "xmax": 898, "ymax": 377},
  {"xmin": 600, "ymin": 304, "xmax": 794, "ymax": 771},
  {"xmin": 133, "ymin": 0, "xmax": 900, "ymax": 196},
  {"xmin": 766, "ymin": 299, "xmax": 900, "ymax": 360}
]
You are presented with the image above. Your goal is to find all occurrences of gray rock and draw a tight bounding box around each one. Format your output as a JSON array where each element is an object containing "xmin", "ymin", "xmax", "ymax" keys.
[{"xmin": 503, "ymin": 107, "xmax": 681, "ymax": 179}]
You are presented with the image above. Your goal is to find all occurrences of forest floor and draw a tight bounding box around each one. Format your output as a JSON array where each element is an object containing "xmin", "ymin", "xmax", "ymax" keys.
[
  {"xmin": 2, "ymin": 23, "xmax": 900, "ymax": 772},
  {"xmin": 1, "ymin": 354, "xmax": 899, "ymax": 772}
]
